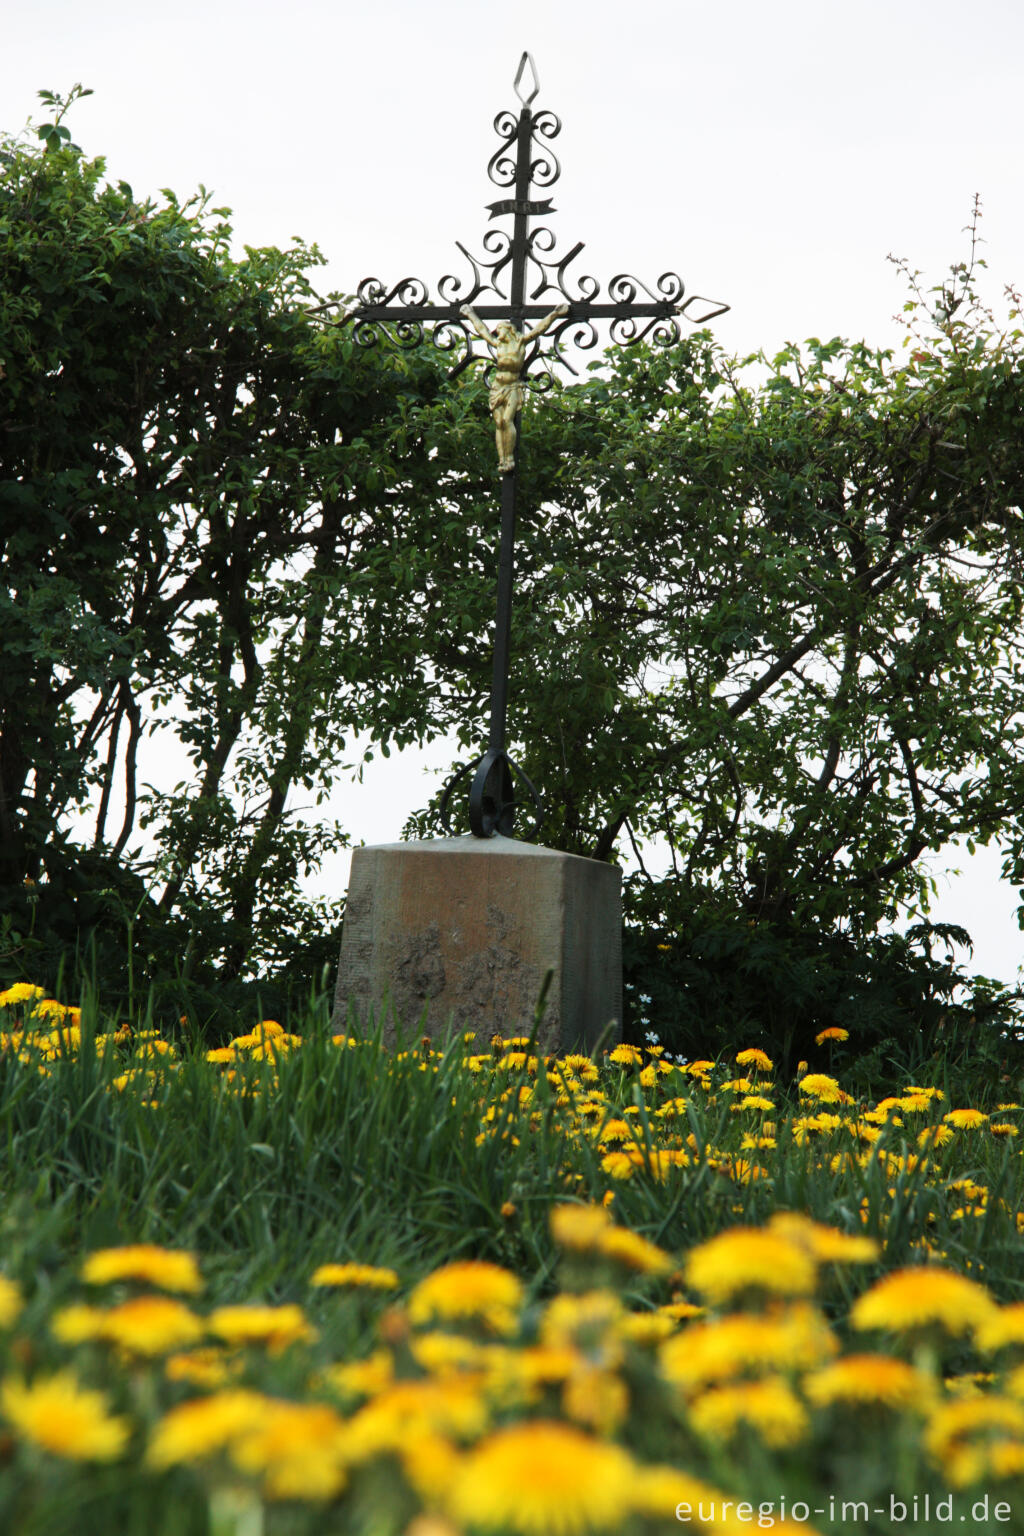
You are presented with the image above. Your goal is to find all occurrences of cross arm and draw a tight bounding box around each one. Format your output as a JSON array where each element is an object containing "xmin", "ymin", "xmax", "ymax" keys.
[{"xmin": 342, "ymin": 298, "xmax": 722, "ymax": 324}]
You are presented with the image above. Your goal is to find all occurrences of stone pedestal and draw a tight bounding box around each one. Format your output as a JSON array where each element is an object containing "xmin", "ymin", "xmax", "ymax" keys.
[{"xmin": 331, "ymin": 835, "xmax": 621, "ymax": 1056}]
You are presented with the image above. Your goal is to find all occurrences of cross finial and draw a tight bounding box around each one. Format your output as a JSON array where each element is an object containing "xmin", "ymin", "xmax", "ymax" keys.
[{"xmin": 513, "ymin": 52, "xmax": 540, "ymax": 107}]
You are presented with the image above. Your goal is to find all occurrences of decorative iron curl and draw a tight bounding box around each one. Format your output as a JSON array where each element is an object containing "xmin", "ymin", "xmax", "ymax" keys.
[
  {"xmin": 531, "ymin": 108, "xmax": 561, "ymax": 144},
  {"xmin": 607, "ymin": 271, "xmax": 682, "ymax": 308},
  {"xmin": 439, "ymin": 747, "xmax": 543, "ymax": 840},
  {"xmin": 528, "ymin": 109, "xmax": 562, "ymax": 188},
  {"xmin": 609, "ymin": 313, "xmax": 681, "ymax": 348},
  {"xmin": 354, "ymin": 275, "xmax": 429, "ymax": 309},
  {"xmin": 525, "ymin": 231, "xmax": 600, "ymax": 308},
  {"xmin": 548, "ymin": 317, "xmax": 600, "ymax": 374},
  {"xmin": 487, "ymin": 110, "xmax": 520, "ymax": 187},
  {"xmin": 429, "ymin": 319, "xmax": 476, "ymax": 358},
  {"xmin": 347, "ymin": 316, "xmax": 425, "ymax": 350}
]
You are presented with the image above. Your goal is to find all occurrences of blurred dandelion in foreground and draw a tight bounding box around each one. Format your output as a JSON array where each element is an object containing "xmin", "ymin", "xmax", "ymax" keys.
[
  {"xmin": 685, "ymin": 1226, "xmax": 818, "ymax": 1304},
  {"xmin": 851, "ymin": 1267, "xmax": 998, "ymax": 1338},
  {"xmin": 81, "ymin": 1244, "xmax": 202, "ymax": 1294},
  {"xmin": 408, "ymin": 1262, "xmax": 523, "ymax": 1336},
  {"xmin": 447, "ymin": 1419, "xmax": 636, "ymax": 1533},
  {"xmin": 1, "ymin": 1370, "xmax": 131, "ymax": 1461}
]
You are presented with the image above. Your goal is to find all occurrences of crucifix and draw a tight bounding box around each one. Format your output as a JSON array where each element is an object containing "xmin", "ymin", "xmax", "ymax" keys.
[{"xmin": 324, "ymin": 53, "xmax": 728, "ymax": 840}]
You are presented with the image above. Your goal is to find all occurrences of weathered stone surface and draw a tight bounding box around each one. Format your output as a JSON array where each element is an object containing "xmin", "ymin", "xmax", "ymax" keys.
[{"xmin": 332, "ymin": 835, "xmax": 621, "ymax": 1054}]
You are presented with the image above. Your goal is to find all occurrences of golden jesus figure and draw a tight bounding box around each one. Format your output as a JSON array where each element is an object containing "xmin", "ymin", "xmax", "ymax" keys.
[{"xmin": 460, "ymin": 302, "xmax": 569, "ymax": 472}]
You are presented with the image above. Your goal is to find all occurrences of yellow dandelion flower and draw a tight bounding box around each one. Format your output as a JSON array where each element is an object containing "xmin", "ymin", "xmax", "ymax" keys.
[
  {"xmin": 896, "ymin": 1092, "xmax": 932, "ymax": 1113},
  {"xmin": 408, "ymin": 1262, "xmax": 523, "ymax": 1337},
  {"xmin": 735, "ymin": 1048, "xmax": 774, "ymax": 1072},
  {"xmin": 596, "ymin": 1227, "xmax": 672, "ymax": 1275},
  {"xmin": 989, "ymin": 1441, "xmax": 1024, "ymax": 1479},
  {"xmin": 616, "ymin": 1312, "xmax": 677, "ymax": 1346},
  {"xmin": 798, "ymin": 1073, "xmax": 847, "ymax": 1103},
  {"xmin": 660, "ymin": 1303, "xmax": 836, "ymax": 1390},
  {"xmin": 136, "ymin": 1038, "xmax": 176, "ymax": 1059},
  {"xmin": 791, "ymin": 1113, "xmax": 844, "ymax": 1142},
  {"xmin": 768, "ymin": 1212, "xmax": 878, "ymax": 1265},
  {"xmin": 918, "ymin": 1124, "xmax": 954, "ymax": 1150},
  {"xmin": 550, "ymin": 1203, "xmax": 612, "ymax": 1250},
  {"xmin": 207, "ymin": 1304, "xmax": 317, "ymax": 1353},
  {"xmin": 657, "ymin": 1301, "xmax": 705, "ymax": 1322},
  {"xmin": 562, "ymin": 1365, "xmax": 628, "ymax": 1435},
  {"xmin": 496, "ymin": 1052, "xmax": 538, "ymax": 1073},
  {"xmin": 447, "ymin": 1419, "xmax": 636, "ymax": 1533},
  {"xmin": 815, "ymin": 1028, "xmax": 849, "ymax": 1045},
  {"xmin": 925, "ymin": 1396, "xmax": 1024, "ymax": 1486},
  {"xmin": 347, "ymin": 1377, "xmax": 488, "ymax": 1457},
  {"xmin": 596, "ymin": 1118, "xmax": 635, "ymax": 1144},
  {"xmin": 311, "ymin": 1262, "xmax": 399, "ymax": 1289},
  {"xmin": 248, "ymin": 1034, "xmax": 301, "ymax": 1061},
  {"xmin": 851, "ymin": 1267, "xmax": 998, "ymax": 1337},
  {"xmin": 600, "ymin": 1151, "xmax": 636, "ymax": 1180},
  {"xmin": 488, "ymin": 1343, "xmax": 579, "ymax": 1398},
  {"xmin": 81, "ymin": 1244, "xmax": 202, "ymax": 1294},
  {"xmin": 735, "ymin": 1094, "xmax": 775, "ymax": 1112},
  {"xmin": 608, "ymin": 1044, "xmax": 643, "ymax": 1067},
  {"xmin": 38, "ymin": 1026, "xmax": 83, "ymax": 1057},
  {"xmin": 685, "ymin": 1226, "xmax": 817, "ymax": 1304},
  {"xmin": 541, "ymin": 1291, "xmax": 624, "ymax": 1363},
  {"xmin": 0, "ymin": 1276, "xmax": 22, "ymax": 1329},
  {"xmin": 948, "ymin": 1179, "xmax": 989, "ymax": 1202},
  {"xmin": 720, "ymin": 1076, "xmax": 755, "ymax": 1094},
  {"xmin": 689, "ymin": 1376, "xmax": 808, "ymax": 1448},
  {"xmin": 713, "ymin": 1156, "xmax": 769, "ymax": 1185},
  {"xmin": 976, "ymin": 1305, "xmax": 1024, "ymax": 1353},
  {"xmin": 410, "ymin": 1332, "xmax": 492, "ymax": 1377},
  {"xmin": 319, "ymin": 1348, "xmax": 395, "ymax": 1399},
  {"xmin": 99, "ymin": 1296, "xmax": 204, "ymax": 1356},
  {"xmin": 147, "ymin": 1390, "xmax": 267, "ymax": 1467},
  {"xmin": 50, "ymin": 1304, "xmax": 107, "ymax": 1345},
  {"xmin": 629, "ymin": 1466, "xmax": 738, "ymax": 1525},
  {"xmin": 1, "ymin": 1370, "xmax": 131, "ymax": 1461},
  {"xmin": 945, "ymin": 1372, "xmax": 997, "ymax": 1398},
  {"xmin": 0, "ymin": 983, "xmax": 45, "ymax": 1005},
  {"xmin": 230, "ymin": 1399, "xmax": 349, "ymax": 1502},
  {"xmin": 30, "ymin": 998, "xmax": 78, "ymax": 1024},
  {"xmin": 634, "ymin": 1147, "xmax": 691, "ymax": 1180},
  {"xmin": 804, "ymin": 1354, "xmax": 933, "ymax": 1410},
  {"xmin": 944, "ymin": 1109, "xmax": 989, "ymax": 1129},
  {"xmin": 400, "ymin": 1431, "xmax": 463, "ymax": 1508},
  {"xmin": 164, "ymin": 1347, "xmax": 241, "ymax": 1389},
  {"xmin": 990, "ymin": 1123, "xmax": 1019, "ymax": 1137}
]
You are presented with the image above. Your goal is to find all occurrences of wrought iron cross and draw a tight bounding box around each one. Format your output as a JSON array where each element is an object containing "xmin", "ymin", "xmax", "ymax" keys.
[{"xmin": 328, "ymin": 53, "xmax": 728, "ymax": 840}]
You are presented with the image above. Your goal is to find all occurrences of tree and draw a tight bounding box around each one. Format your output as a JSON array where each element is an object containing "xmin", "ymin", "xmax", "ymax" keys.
[{"xmin": 0, "ymin": 89, "xmax": 466, "ymax": 1020}]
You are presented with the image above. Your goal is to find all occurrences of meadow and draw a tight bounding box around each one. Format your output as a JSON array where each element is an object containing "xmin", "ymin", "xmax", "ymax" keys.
[{"xmin": 0, "ymin": 981, "xmax": 1022, "ymax": 1535}]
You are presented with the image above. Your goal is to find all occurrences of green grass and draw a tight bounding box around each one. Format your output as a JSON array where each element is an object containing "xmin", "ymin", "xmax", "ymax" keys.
[{"xmin": 0, "ymin": 979, "xmax": 1022, "ymax": 1533}]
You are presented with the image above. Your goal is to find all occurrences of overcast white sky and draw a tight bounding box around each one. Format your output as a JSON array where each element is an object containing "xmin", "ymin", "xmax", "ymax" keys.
[{"xmin": 5, "ymin": 0, "xmax": 1024, "ymax": 983}]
